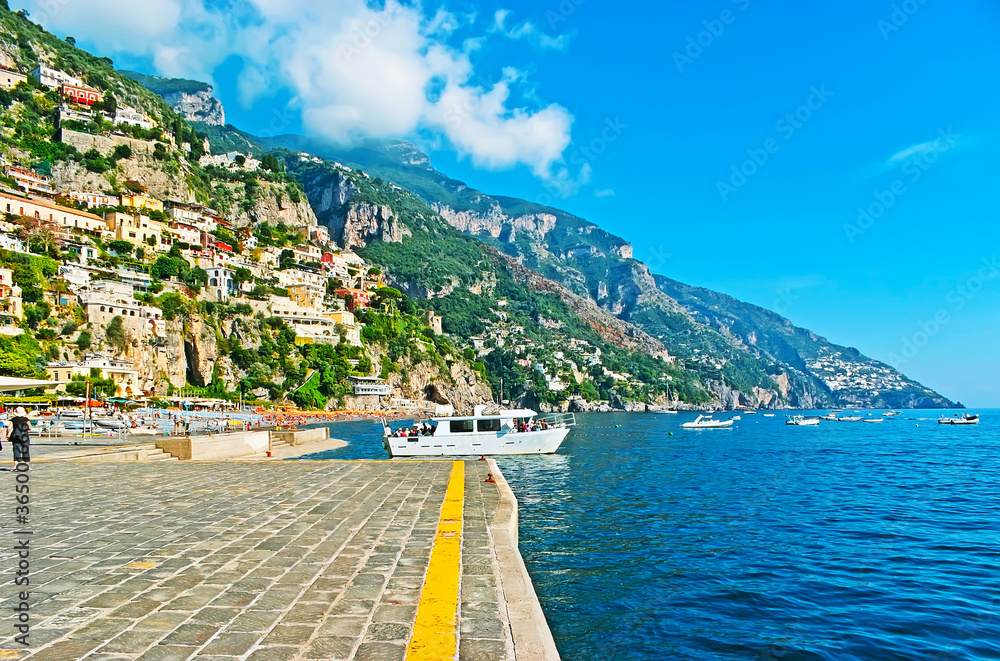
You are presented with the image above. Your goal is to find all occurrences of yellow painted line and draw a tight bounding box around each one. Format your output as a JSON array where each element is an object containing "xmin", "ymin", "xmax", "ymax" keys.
[{"xmin": 406, "ymin": 461, "xmax": 464, "ymax": 660}]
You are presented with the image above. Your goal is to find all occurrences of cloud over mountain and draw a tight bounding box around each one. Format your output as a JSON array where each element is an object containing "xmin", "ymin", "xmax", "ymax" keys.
[{"xmin": 22, "ymin": 0, "xmax": 579, "ymax": 187}]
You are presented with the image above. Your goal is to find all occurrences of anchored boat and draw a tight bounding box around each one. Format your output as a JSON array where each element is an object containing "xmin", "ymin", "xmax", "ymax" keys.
[
  {"xmin": 681, "ymin": 414, "xmax": 734, "ymax": 429},
  {"xmin": 382, "ymin": 406, "xmax": 574, "ymax": 457},
  {"xmin": 938, "ymin": 414, "xmax": 979, "ymax": 425},
  {"xmin": 786, "ymin": 415, "xmax": 820, "ymax": 426}
]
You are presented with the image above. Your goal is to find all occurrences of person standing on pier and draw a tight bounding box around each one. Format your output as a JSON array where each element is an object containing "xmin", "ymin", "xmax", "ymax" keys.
[{"xmin": 10, "ymin": 406, "xmax": 31, "ymax": 469}]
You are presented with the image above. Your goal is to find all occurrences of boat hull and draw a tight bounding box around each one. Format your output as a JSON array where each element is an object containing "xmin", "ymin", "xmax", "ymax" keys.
[
  {"xmin": 383, "ymin": 427, "xmax": 569, "ymax": 457},
  {"xmin": 681, "ymin": 421, "xmax": 734, "ymax": 429}
]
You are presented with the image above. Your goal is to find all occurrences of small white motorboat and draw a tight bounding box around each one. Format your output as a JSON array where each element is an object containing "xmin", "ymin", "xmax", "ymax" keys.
[
  {"xmin": 744, "ymin": 410, "xmax": 757, "ymax": 415},
  {"xmin": 838, "ymin": 416, "xmax": 863, "ymax": 422},
  {"xmin": 762, "ymin": 413, "xmax": 775, "ymax": 418},
  {"xmin": 93, "ymin": 418, "xmax": 129, "ymax": 430},
  {"xmin": 731, "ymin": 415, "xmax": 742, "ymax": 421},
  {"xmin": 786, "ymin": 416, "xmax": 820, "ymax": 426},
  {"xmin": 884, "ymin": 411, "xmax": 901, "ymax": 417},
  {"xmin": 863, "ymin": 418, "xmax": 884, "ymax": 423},
  {"xmin": 821, "ymin": 414, "xmax": 838, "ymax": 421},
  {"xmin": 681, "ymin": 415, "xmax": 734, "ymax": 429},
  {"xmin": 938, "ymin": 414, "xmax": 979, "ymax": 425},
  {"xmin": 654, "ymin": 410, "xmax": 679, "ymax": 414}
]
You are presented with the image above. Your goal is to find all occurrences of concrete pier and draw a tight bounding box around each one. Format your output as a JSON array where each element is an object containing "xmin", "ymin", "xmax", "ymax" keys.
[{"xmin": 0, "ymin": 459, "xmax": 558, "ymax": 660}]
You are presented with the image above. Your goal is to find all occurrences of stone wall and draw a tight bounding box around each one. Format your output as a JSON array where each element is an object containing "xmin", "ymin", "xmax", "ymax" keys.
[{"xmin": 60, "ymin": 128, "xmax": 158, "ymax": 157}]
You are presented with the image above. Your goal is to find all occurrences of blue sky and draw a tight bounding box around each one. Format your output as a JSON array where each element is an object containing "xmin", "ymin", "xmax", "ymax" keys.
[{"xmin": 20, "ymin": 0, "xmax": 1000, "ymax": 405}]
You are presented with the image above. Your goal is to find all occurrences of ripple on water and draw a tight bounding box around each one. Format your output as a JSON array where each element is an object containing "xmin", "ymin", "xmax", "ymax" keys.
[
  {"xmin": 497, "ymin": 410, "xmax": 1000, "ymax": 660},
  {"xmin": 308, "ymin": 411, "xmax": 1000, "ymax": 660}
]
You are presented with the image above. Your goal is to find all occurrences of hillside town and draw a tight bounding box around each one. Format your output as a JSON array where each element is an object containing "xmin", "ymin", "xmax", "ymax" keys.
[{"xmin": 0, "ymin": 61, "xmax": 425, "ymax": 403}]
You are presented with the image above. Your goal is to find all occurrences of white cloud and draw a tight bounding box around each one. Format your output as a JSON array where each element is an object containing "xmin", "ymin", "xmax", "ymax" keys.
[
  {"xmin": 18, "ymin": 0, "xmax": 581, "ymax": 190},
  {"xmin": 491, "ymin": 9, "xmax": 571, "ymax": 50},
  {"xmin": 887, "ymin": 141, "xmax": 939, "ymax": 164}
]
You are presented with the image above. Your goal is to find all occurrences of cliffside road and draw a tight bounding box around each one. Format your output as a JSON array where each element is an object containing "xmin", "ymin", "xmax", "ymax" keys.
[{"xmin": 0, "ymin": 460, "xmax": 536, "ymax": 660}]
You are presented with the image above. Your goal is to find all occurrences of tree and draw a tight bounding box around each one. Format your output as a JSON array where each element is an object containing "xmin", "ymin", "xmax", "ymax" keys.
[
  {"xmin": 233, "ymin": 267, "xmax": 253, "ymax": 288},
  {"xmin": 105, "ymin": 316, "xmax": 129, "ymax": 352},
  {"xmin": 234, "ymin": 154, "xmax": 246, "ymax": 166},
  {"xmin": 112, "ymin": 144, "xmax": 132, "ymax": 160},
  {"xmin": 261, "ymin": 154, "xmax": 280, "ymax": 172},
  {"xmin": 153, "ymin": 143, "xmax": 168, "ymax": 160},
  {"xmin": 10, "ymin": 263, "xmax": 42, "ymax": 302},
  {"xmin": 184, "ymin": 266, "xmax": 208, "ymax": 293},
  {"xmin": 23, "ymin": 302, "xmax": 50, "ymax": 329},
  {"xmin": 93, "ymin": 93, "xmax": 117, "ymax": 116},
  {"xmin": 65, "ymin": 36, "xmax": 75, "ymax": 46},
  {"xmin": 151, "ymin": 255, "xmax": 188, "ymax": 280},
  {"xmin": 107, "ymin": 240, "xmax": 133, "ymax": 256},
  {"xmin": 278, "ymin": 249, "xmax": 295, "ymax": 270},
  {"xmin": 77, "ymin": 330, "xmax": 92, "ymax": 351}
]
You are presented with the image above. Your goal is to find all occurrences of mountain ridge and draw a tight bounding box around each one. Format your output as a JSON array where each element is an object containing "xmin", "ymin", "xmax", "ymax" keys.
[{"xmin": 180, "ymin": 101, "xmax": 957, "ymax": 409}]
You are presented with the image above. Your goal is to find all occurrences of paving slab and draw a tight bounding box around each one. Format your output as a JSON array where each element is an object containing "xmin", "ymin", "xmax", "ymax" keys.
[{"xmin": 0, "ymin": 459, "xmax": 540, "ymax": 660}]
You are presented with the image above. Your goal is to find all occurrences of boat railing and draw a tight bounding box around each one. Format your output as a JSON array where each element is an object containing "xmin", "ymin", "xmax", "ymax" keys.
[{"xmin": 537, "ymin": 412, "xmax": 577, "ymax": 427}]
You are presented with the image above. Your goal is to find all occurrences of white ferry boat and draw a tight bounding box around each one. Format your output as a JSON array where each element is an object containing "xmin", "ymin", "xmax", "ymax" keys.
[{"xmin": 382, "ymin": 406, "xmax": 574, "ymax": 457}]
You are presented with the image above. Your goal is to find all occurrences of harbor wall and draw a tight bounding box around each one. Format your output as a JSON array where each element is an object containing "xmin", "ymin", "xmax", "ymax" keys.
[
  {"xmin": 271, "ymin": 427, "xmax": 329, "ymax": 446},
  {"xmin": 487, "ymin": 459, "xmax": 561, "ymax": 661},
  {"xmin": 156, "ymin": 431, "xmax": 269, "ymax": 460}
]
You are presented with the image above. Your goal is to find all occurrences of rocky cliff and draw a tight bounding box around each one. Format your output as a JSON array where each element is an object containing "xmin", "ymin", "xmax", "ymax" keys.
[
  {"xmin": 221, "ymin": 181, "xmax": 318, "ymax": 230},
  {"xmin": 51, "ymin": 154, "xmax": 194, "ymax": 203},
  {"xmin": 120, "ymin": 70, "xmax": 226, "ymax": 126},
  {"xmin": 162, "ymin": 89, "xmax": 225, "ymax": 126},
  {"xmin": 339, "ymin": 350, "xmax": 492, "ymax": 413}
]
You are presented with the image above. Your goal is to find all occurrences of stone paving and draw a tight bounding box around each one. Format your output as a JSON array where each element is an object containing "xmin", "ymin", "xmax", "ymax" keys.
[{"xmin": 0, "ymin": 460, "xmax": 514, "ymax": 660}]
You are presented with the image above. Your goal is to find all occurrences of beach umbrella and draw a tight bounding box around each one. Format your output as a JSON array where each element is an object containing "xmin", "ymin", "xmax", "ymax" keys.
[{"xmin": 86, "ymin": 400, "xmax": 102, "ymax": 407}]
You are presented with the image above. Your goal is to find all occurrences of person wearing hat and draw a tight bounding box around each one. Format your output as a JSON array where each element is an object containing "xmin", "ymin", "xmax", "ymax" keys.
[{"xmin": 10, "ymin": 406, "xmax": 30, "ymax": 469}]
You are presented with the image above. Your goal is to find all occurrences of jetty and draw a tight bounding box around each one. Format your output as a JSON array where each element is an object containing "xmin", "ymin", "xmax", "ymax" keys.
[{"xmin": 0, "ymin": 455, "xmax": 558, "ymax": 660}]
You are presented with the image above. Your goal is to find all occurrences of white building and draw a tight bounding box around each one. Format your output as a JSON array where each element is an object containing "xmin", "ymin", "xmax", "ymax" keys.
[
  {"xmin": 0, "ymin": 191, "xmax": 105, "ymax": 233},
  {"xmin": 47, "ymin": 354, "xmax": 141, "ymax": 398},
  {"xmin": 207, "ymin": 266, "xmax": 236, "ymax": 302},
  {"xmin": 77, "ymin": 281, "xmax": 164, "ymax": 338},
  {"xmin": 0, "ymin": 234, "xmax": 25, "ymax": 254},
  {"xmin": 30, "ymin": 64, "xmax": 83, "ymax": 90},
  {"xmin": 65, "ymin": 191, "xmax": 118, "ymax": 208},
  {"xmin": 277, "ymin": 267, "xmax": 325, "ymax": 290},
  {"xmin": 58, "ymin": 105, "xmax": 93, "ymax": 124},
  {"xmin": 114, "ymin": 106, "xmax": 153, "ymax": 130},
  {"xmin": 0, "ymin": 68, "xmax": 27, "ymax": 90},
  {"xmin": 5, "ymin": 165, "xmax": 54, "ymax": 194}
]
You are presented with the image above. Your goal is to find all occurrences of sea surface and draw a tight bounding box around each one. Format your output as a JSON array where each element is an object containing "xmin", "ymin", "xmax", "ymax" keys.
[{"xmin": 303, "ymin": 409, "xmax": 1000, "ymax": 660}]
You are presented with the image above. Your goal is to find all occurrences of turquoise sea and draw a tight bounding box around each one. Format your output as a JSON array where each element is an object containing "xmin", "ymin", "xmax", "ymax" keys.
[{"xmin": 304, "ymin": 409, "xmax": 1000, "ymax": 660}]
